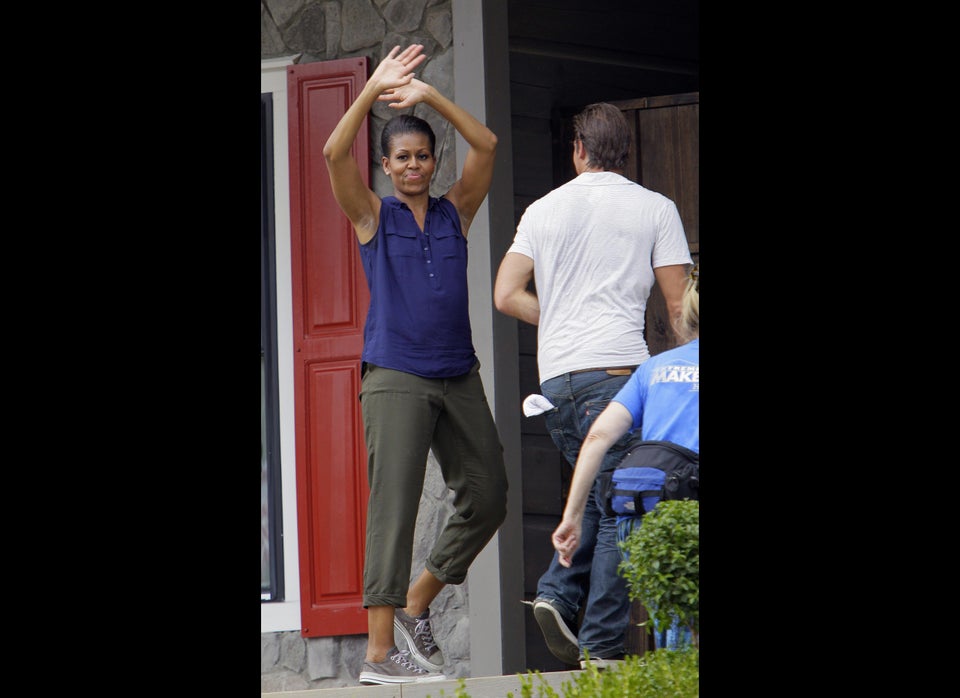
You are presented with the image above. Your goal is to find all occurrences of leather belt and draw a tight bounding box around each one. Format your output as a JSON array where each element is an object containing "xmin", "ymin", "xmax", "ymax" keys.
[{"xmin": 568, "ymin": 366, "xmax": 638, "ymax": 376}]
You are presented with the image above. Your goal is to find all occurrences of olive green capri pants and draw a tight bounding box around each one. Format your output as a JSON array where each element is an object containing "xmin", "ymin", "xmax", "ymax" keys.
[{"xmin": 359, "ymin": 361, "xmax": 509, "ymax": 609}]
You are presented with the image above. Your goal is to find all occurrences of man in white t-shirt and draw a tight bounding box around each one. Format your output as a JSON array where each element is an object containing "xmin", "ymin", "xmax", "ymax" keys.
[{"xmin": 494, "ymin": 102, "xmax": 692, "ymax": 668}]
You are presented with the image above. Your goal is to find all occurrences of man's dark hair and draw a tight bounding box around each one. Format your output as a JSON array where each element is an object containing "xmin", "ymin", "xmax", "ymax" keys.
[
  {"xmin": 572, "ymin": 103, "xmax": 631, "ymax": 171},
  {"xmin": 381, "ymin": 114, "xmax": 436, "ymax": 158}
]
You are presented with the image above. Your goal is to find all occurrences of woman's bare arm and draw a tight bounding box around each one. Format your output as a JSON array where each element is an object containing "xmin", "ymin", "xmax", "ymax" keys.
[
  {"xmin": 322, "ymin": 45, "xmax": 427, "ymax": 243},
  {"xmin": 552, "ymin": 402, "xmax": 634, "ymax": 566}
]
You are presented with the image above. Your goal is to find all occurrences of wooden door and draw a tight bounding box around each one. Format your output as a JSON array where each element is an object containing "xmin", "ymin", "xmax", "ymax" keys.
[{"xmin": 615, "ymin": 92, "xmax": 699, "ymax": 355}]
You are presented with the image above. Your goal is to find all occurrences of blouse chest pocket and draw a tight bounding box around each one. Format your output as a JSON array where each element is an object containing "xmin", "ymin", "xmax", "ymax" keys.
[
  {"xmin": 430, "ymin": 226, "xmax": 466, "ymax": 260},
  {"xmin": 384, "ymin": 227, "xmax": 422, "ymax": 258}
]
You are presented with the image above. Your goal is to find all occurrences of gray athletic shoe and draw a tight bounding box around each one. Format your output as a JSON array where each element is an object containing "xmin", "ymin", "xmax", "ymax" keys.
[
  {"xmin": 394, "ymin": 608, "xmax": 445, "ymax": 671},
  {"xmin": 532, "ymin": 597, "xmax": 580, "ymax": 666},
  {"xmin": 358, "ymin": 647, "xmax": 445, "ymax": 685}
]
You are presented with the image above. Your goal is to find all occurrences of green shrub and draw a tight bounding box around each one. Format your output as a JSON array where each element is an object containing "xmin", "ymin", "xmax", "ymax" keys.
[
  {"xmin": 617, "ymin": 499, "xmax": 699, "ymax": 646},
  {"xmin": 509, "ymin": 648, "xmax": 699, "ymax": 698}
]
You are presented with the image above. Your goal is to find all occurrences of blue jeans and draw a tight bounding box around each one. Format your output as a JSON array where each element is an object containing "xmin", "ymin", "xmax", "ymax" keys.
[{"xmin": 536, "ymin": 370, "xmax": 635, "ymax": 659}]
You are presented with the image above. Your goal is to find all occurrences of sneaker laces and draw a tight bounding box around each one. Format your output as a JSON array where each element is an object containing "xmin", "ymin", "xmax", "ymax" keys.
[
  {"xmin": 391, "ymin": 649, "xmax": 428, "ymax": 674},
  {"xmin": 413, "ymin": 616, "xmax": 439, "ymax": 655}
]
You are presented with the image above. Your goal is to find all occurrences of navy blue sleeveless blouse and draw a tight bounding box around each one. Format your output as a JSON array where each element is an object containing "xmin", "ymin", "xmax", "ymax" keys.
[{"xmin": 358, "ymin": 196, "xmax": 476, "ymax": 378}]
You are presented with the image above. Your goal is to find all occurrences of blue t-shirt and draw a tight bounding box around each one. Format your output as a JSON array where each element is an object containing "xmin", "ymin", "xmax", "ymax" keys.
[
  {"xmin": 613, "ymin": 338, "xmax": 699, "ymax": 452},
  {"xmin": 358, "ymin": 196, "xmax": 477, "ymax": 378}
]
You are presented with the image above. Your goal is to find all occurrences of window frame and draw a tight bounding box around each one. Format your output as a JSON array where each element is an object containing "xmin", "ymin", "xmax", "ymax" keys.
[
  {"xmin": 261, "ymin": 91, "xmax": 284, "ymax": 602},
  {"xmin": 261, "ymin": 56, "xmax": 303, "ymax": 632}
]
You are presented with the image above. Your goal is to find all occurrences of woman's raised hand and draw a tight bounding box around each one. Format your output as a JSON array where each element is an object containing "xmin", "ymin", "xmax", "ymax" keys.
[
  {"xmin": 377, "ymin": 77, "xmax": 431, "ymax": 110},
  {"xmin": 370, "ymin": 44, "xmax": 427, "ymax": 93}
]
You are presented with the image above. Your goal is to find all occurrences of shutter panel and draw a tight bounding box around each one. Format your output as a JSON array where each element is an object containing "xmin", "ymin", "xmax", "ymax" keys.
[{"xmin": 287, "ymin": 57, "xmax": 371, "ymax": 637}]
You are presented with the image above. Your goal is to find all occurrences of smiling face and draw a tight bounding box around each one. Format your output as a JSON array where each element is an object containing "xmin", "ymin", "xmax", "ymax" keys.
[{"xmin": 382, "ymin": 132, "xmax": 436, "ymax": 198}]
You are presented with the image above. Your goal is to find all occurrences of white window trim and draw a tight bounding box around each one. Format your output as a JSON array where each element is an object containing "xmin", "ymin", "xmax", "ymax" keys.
[{"xmin": 261, "ymin": 55, "xmax": 302, "ymax": 633}]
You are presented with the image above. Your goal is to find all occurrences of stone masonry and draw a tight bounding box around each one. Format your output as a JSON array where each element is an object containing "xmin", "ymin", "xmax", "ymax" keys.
[{"xmin": 261, "ymin": 1, "xmax": 472, "ymax": 691}]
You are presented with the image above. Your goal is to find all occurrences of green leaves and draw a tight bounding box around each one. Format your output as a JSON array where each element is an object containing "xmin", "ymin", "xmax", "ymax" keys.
[
  {"xmin": 618, "ymin": 499, "xmax": 699, "ymax": 642},
  {"xmin": 513, "ymin": 649, "xmax": 699, "ymax": 698}
]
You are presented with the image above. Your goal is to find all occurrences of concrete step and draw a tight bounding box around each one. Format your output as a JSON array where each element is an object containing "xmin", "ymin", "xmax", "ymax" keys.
[{"xmin": 262, "ymin": 669, "xmax": 581, "ymax": 697}]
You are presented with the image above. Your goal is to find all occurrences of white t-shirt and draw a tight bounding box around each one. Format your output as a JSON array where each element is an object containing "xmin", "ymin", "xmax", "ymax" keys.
[{"xmin": 508, "ymin": 171, "xmax": 692, "ymax": 383}]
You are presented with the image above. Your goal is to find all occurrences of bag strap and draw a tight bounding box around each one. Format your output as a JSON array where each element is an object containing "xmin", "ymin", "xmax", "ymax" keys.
[{"xmin": 623, "ymin": 439, "xmax": 699, "ymax": 465}]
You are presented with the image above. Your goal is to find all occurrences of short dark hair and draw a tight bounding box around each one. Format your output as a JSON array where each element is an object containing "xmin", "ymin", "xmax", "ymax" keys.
[
  {"xmin": 572, "ymin": 103, "xmax": 631, "ymax": 170},
  {"xmin": 380, "ymin": 114, "xmax": 436, "ymax": 158}
]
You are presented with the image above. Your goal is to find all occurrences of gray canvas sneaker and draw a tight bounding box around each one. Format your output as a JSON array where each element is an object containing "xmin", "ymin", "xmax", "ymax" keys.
[
  {"xmin": 394, "ymin": 608, "xmax": 445, "ymax": 671},
  {"xmin": 358, "ymin": 647, "xmax": 445, "ymax": 685},
  {"xmin": 532, "ymin": 597, "xmax": 580, "ymax": 666}
]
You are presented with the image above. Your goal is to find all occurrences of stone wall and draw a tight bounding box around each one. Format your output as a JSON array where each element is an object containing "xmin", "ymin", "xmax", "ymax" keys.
[
  {"xmin": 261, "ymin": 0, "xmax": 459, "ymax": 199},
  {"xmin": 261, "ymin": 4, "xmax": 468, "ymax": 689}
]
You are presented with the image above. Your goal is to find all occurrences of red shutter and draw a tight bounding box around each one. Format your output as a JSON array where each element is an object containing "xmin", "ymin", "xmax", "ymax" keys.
[{"xmin": 287, "ymin": 57, "xmax": 371, "ymax": 637}]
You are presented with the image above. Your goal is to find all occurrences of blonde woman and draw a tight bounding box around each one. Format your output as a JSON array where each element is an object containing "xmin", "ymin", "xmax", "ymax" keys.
[{"xmin": 551, "ymin": 263, "xmax": 699, "ymax": 657}]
